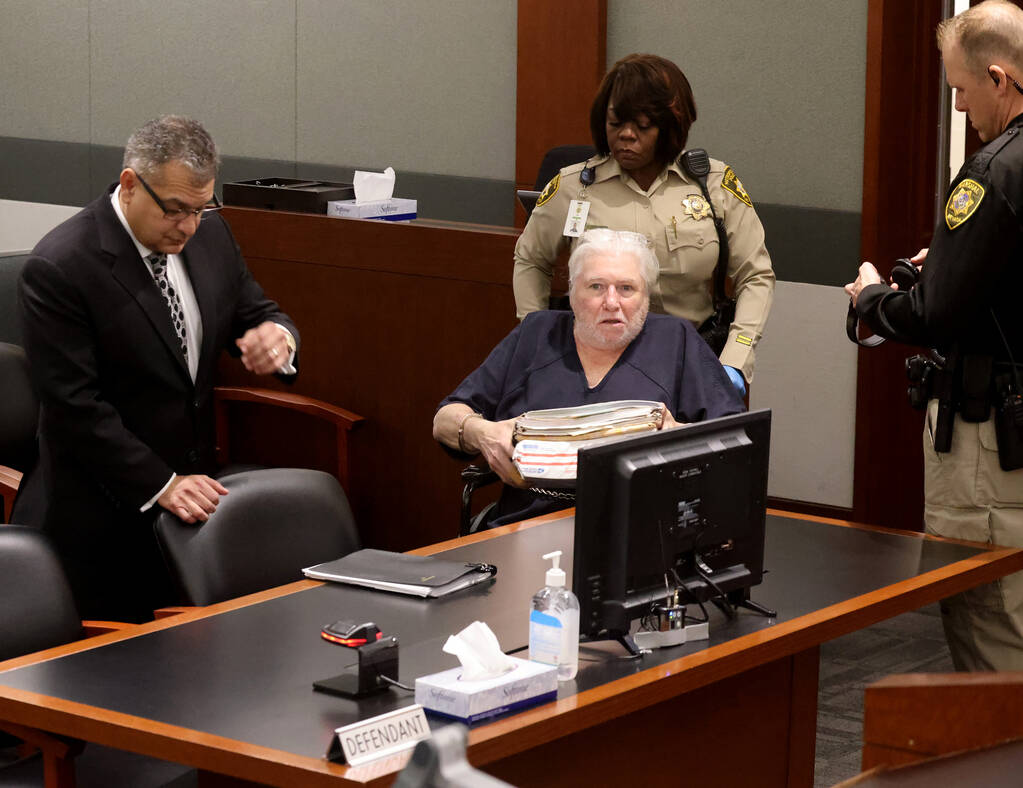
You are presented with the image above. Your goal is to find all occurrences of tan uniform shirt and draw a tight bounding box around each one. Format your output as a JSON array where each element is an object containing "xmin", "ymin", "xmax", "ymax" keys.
[{"xmin": 512, "ymin": 155, "xmax": 775, "ymax": 381}]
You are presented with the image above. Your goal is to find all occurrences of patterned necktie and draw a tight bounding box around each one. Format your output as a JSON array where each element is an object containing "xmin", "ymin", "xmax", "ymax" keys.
[{"xmin": 147, "ymin": 253, "xmax": 188, "ymax": 362}]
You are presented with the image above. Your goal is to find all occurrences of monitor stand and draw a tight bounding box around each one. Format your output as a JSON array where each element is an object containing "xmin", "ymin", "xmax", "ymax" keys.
[
  {"xmin": 579, "ymin": 631, "xmax": 645, "ymax": 658},
  {"xmin": 717, "ymin": 588, "xmax": 776, "ymax": 619},
  {"xmin": 615, "ymin": 633, "xmax": 643, "ymax": 657}
]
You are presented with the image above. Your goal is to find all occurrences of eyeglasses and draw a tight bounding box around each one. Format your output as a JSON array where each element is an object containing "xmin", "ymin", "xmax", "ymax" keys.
[
  {"xmin": 134, "ymin": 171, "xmax": 221, "ymax": 221},
  {"xmin": 1006, "ymin": 73, "xmax": 1023, "ymax": 96}
]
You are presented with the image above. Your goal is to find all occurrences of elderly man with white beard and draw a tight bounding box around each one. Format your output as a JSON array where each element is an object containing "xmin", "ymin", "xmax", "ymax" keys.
[{"xmin": 434, "ymin": 228, "xmax": 744, "ymax": 528}]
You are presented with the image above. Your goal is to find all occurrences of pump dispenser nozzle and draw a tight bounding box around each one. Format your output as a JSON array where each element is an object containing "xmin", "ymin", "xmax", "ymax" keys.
[{"xmin": 542, "ymin": 550, "xmax": 565, "ymax": 587}]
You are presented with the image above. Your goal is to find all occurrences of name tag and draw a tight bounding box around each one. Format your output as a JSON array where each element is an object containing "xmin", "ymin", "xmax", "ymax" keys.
[
  {"xmin": 326, "ymin": 704, "xmax": 431, "ymax": 765},
  {"xmin": 562, "ymin": 200, "xmax": 590, "ymax": 237}
]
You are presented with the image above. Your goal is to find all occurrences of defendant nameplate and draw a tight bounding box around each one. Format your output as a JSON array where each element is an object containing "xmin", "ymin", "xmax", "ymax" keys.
[{"xmin": 326, "ymin": 704, "xmax": 431, "ymax": 765}]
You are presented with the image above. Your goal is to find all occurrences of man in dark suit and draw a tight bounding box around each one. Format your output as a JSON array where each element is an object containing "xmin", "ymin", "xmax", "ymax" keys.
[{"xmin": 14, "ymin": 115, "xmax": 299, "ymax": 621}]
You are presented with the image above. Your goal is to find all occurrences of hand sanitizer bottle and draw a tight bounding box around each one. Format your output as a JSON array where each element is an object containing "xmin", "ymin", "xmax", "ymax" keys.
[{"xmin": 529, "ymin": 550, "xmax": 579, "ymax": 681}]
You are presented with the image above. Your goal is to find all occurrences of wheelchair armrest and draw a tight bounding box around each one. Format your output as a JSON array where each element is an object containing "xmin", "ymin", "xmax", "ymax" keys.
[
  {"xmin": 460, "ymin": 464, "xmax": 499, "ymax": 487},
  {"xmin": 459, "ymin": 464, "xmax": 501, "ymax": 537}
]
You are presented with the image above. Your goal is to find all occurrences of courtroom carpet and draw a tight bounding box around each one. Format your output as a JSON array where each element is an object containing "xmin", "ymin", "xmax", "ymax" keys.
[{"xmin": 813, "ymin": 603, "xmax": 954, "ymax": 787}]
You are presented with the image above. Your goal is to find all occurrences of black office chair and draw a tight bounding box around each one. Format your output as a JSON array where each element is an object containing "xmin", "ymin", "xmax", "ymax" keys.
[
  {"xmin": 0, "ymin": 343, "xmax": 39, "ymax": 523},
  {"xmin": 0, "ymin": 526, "xmax": 84, "ymax": 662},
  {"xmin": 531, "ymin": 145, "xmax": 596, "ymax": 310},
  {"xmin": 0, "ymin": 253, "xmax": 29, "ymax": 346},
  {"xmin": 153, "ymin": 468, "xmax": 361, "ymax": 606},
  {"xmin": 0, "ymin": 526, "xmax": 195, "ymax": 787},
  {"xmin": 533, "ymin": 144, "xmax": 597, "ymax": 190}
]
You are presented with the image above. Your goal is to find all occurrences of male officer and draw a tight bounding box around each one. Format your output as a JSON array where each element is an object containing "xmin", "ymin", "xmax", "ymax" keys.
[
  {"xmin": 15, "ymin": 115, "xmax": 299, "ymax": 621},
  {"xmin": 846, "ymin": 0, "xmax": 1023, "ymax": 670}
]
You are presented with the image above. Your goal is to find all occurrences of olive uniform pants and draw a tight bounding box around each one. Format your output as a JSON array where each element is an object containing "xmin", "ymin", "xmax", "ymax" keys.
[{"xmin": 924, "ymin": 399, "xmax": 1023, "ymax": 671}]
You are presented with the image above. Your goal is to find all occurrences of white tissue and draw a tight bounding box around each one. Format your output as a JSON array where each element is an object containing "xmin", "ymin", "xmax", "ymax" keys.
[
  {"xmin": 442, "ymin": 621, "xmax": 517, "ymax": 681},
  {"xmin": 353, "ymin": 166, "xmax": 395, "ymax": 204}
]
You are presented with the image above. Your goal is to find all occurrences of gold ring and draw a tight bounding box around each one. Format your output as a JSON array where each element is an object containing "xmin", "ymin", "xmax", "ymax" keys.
[{"xmin": 270, "ymin": 347, "xmax": 280, "ymax": 359}]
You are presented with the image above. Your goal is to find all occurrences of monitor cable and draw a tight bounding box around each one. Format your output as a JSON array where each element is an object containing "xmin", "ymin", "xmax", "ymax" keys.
[
  {"xmin": 692, "ymin": 556, "xmax": 738, "ymax": 619},
  {"xmin": 669, "ymin": 566, "xmax": 710, "ymax": 624},
  {"xmin": 377, "ymin": 674, "xmax": 415, "ymax": 692}
]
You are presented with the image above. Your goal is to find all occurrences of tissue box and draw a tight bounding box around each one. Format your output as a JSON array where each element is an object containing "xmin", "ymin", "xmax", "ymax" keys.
[
  {"xmin": 414, "ymin": 658, "xmax": 557, "ymax": 724},
  {"xmin": 327, "ymin": 198, "xmax": 417, "ymax": 222}
]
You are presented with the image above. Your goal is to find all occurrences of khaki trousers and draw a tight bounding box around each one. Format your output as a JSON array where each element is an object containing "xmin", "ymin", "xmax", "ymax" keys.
[{"xmin": 923, "ymin": 399, "xmax": 1023, "ymax": 671}]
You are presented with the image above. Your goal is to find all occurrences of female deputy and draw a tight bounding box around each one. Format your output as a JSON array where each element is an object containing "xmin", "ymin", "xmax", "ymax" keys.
[{"xmin": 512, "ymin": 53, "xmax": 774, "ymax": 394}]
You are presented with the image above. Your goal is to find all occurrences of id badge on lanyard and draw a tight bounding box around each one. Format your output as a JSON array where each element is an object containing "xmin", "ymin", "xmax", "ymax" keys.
[{"xmin": 562, "ymin": 200, "xmax": 590, "ymax": 238}]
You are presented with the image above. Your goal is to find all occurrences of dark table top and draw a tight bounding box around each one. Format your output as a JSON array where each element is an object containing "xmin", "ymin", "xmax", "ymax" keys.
[{"xmin": 0, "ymin": 514, "xmax": 994, "ymax": 762}]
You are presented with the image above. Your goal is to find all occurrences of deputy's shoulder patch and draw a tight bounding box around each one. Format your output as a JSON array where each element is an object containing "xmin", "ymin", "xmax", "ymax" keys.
[
  {"xmin": 536, "ymin": 173, "xmax": 560, "ymax": 208},
  {"xmin": 944, "ymin": 178, "xmax": 985, "ymax": 230},
  {"xmin": 721, "ymin": 166, "xmax": 753, "ymax": 207}
]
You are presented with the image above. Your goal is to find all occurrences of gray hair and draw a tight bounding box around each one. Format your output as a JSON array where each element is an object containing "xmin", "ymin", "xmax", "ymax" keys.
[
  {"xmin": 122, "ymin": 115, "xmax": 220, "ymax": 183},
  {"xmin": 937, "ymin": 0, "xmax": 1023, "ymax": 76},
  {"xmin": 567, "ymin": 229, "xmax": 659, "ymax": 291}
]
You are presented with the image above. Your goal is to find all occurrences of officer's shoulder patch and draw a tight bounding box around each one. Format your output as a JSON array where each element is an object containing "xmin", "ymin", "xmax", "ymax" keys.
[
  {"xmin": 536, "ymin": 173, "xmax": 560, "ymax": 208},
  {"xmin": 721, "ymin": 166, "xmax": 753, "ymax": 207},
  {"xmin": 944, "ymin": 178, "xmax": 985, "ymax": 230}
]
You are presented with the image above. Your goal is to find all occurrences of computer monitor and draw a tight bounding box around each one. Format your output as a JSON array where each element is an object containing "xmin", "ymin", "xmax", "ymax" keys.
[
  {"xmin": 516, "ymin": 189, "xmax": 541, "ymax": 217},
  {"xmin": 572, "ymin": 409, "xmax": 772, "ymax": 651}
]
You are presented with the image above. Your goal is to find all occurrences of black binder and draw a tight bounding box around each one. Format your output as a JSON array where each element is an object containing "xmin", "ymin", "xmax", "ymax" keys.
[{"xmin": 303, "ymin": 549, "xmax": 496, "ymax": 598}]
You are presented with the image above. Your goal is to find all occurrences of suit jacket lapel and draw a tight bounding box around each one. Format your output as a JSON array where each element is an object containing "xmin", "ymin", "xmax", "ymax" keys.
[
  {"xmin": 182, "ymin": 231, "xmax": 219, "ymax": 394},
  {"xmin": 98, "ymin": 192, "xmax": 191, "ymax": 382}
]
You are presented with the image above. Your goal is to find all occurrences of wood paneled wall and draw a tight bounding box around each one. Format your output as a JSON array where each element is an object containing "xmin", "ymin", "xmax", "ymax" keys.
[
  {"xmin": 514, "ymin": 0, "xmax": 606, "ymax": 226},
  {"xmin": 854, "ymin": 0, "xmax": 944, "ymax": 530}
]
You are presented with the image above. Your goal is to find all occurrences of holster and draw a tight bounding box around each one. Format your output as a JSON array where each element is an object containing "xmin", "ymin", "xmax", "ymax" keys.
[
  {"xmin": 931, "ymin": 364, "xmax": 956, "ymax": 453},
  {"xmin": 994, "ymin": 371, "xmax": 1023, "ymax": 471},
  {"xmin": 927, "ymin": 351, "xmax": 993, "ymax": 453}
]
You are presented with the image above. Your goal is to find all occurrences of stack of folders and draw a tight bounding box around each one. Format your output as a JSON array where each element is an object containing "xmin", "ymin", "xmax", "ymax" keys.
[
  {"xmin": 511, "ymin": 400, "xmax": 664, "ymax": 484},
  {"xmin": 303, "ymin": 549, "xmax": 497, "ymax": 598}
]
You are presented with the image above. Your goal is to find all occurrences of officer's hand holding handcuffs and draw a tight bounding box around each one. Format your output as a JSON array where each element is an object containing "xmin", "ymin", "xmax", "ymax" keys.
[
  {"xmin": 844, "ymin": 263, "xmax": 883, "ymax": 306},
  {"xmin": 845, "ymin": 248, "xmax": 927, "ymax": 306}
]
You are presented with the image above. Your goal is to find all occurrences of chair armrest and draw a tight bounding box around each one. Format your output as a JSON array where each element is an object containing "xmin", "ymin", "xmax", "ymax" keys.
[
  {"xmin": 153, "ymin": 606, "xmax": 202, "ymax": 619},
  {"xmin": 214, "ymin": 386, "xmax": 364, "ymax": 427},
  {"xmin": 0, "ymin": 464, "xmax": 23, "ymax": 523},
  {"xmin": 80, "ymin": 620, "xmax": 135, "ymax": 636},
  {"xmin": 213, "ymin": 386, "xmax": 365, "ymax": 490}
]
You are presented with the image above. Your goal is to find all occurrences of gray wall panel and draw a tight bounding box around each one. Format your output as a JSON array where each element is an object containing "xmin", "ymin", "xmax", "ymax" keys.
[
  {"xmin": 0, "ymin": 0, "xmax": 91, "ymax": 141},
  {"xmin": 0, "ymin": 138, "xmax": 516, "ymax": 225},
  {"xmin": 750, "ymin": 281, "xmax": 858, "ymax": 508},
  {"xmin": 608, "ymin": 0, "xmax": 867, "ymax": 213},
  {"xmin": 89, "ymin": 0, "xmax": 297, "ymax": 158},
  {"xmin": 0, "ymin": 203, "xmax": 81, "ymax": 255},
  {"xmin": 0, "ymin": 138, "xmax": 94, "ymax": 206},
  {"xmin": 297, "ymin": 0, "xmax": 517, "ymax": 180},
  {"xmin": 758, "ymin": 204, "xmax": 861, "ymax": 287}
]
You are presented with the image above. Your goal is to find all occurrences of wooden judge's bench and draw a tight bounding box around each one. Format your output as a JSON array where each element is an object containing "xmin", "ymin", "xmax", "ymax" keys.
[{"xmin": 217, "ymin": 206, "xmax": 525, "ymax": 551}]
